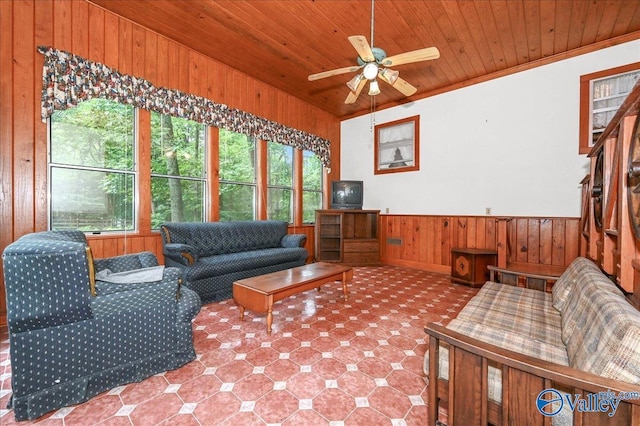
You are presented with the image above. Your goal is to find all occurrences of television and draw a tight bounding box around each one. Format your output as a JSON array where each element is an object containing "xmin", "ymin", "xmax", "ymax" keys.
[{"xmin": 331, "ymin": 180, "xmax": 364, "ymax": 210}]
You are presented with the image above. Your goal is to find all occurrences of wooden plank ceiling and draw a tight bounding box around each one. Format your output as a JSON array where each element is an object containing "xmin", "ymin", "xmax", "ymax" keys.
[{"xmin": 88, "ymin": 0, "xmax": 640, "ymax": 118}]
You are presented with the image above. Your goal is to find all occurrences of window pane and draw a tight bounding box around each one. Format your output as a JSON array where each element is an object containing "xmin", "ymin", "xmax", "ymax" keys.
[
  {"xmin": 50, "ymin": 167, "xmax": 134, "ymax": 231},
  {"xmin": 302, "ymin": 150, "xmax": 322, "ymax": 223},
  {"xmin": 150, "ymin": 113, "xmax": 207, "ymax": 228},
  {"xmin": 303, "ymin": 150, "xmax": 322, "ymax": 190},
  {"xmin": 151, "ymin": 177, "xmax": 205, "ymax": 228},
  {"xmin": 591, "ymin": 71, "xmax": 640, "ymax": 134},
  {"xmin": 219, "ymin": 130, "xmax": 256, "ymax": 183},
  {"xmin": 50, "ymin": 99, "xmax": 134, "ymax": 170},
  {"xmin": 151, "ymin": 113, "xmax": 205, "ymax": 178},
  {"xmin": 267, "ymin": 188, "xmax": 292, "ymax": 222},
  {"xmin": 303, "ymin": 191, "xmax": 322, "ymax": 223},
  {"xmin": 268, "ymin": 142, "xmax": 293, "ymax": 186},
  {"xmin": 219, "ymin": 182, "xmax": 255, "ymax": 221}
]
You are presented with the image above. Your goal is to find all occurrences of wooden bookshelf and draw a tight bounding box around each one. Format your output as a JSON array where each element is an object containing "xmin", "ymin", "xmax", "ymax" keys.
[{"xmin": 315, "ymin": 210, "xmax": 380, "ymax": 265}]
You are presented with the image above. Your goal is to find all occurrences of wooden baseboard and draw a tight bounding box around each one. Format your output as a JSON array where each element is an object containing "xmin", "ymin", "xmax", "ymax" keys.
[{"xmin": 380, "ymin": 258, "xmax": 450, "ymax": 275}]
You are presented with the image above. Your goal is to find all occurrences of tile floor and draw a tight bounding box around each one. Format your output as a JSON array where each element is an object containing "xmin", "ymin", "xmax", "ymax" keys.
[{"xmin": 0, "ymin": 265, "xmax": 477, "ymax": 425}]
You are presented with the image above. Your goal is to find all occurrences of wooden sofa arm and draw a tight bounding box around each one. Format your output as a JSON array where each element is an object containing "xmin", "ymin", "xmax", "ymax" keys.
[
  {"xmin": 487, "ymin": 264, "xmax": 564, "ymax": 292},
  {"xmin": 425, "ymin": 322, "xmax": 640, "ymax": 425}
]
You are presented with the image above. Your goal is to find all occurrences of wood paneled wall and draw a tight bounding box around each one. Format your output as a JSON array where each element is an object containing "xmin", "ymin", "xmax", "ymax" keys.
[
  {"xmin": 380, "ymin": 215, "xmax": 581, "ymax": 274},
  {"xmin": 0, "ymin": 0, "xmax": 340, "ymax": 324}
]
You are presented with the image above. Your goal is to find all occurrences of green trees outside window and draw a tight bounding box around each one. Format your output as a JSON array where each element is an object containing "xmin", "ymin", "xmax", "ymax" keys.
[
  {"xmin": 150, "ymin": 112, "xmax": 206, "ymax": 228},
  {"xmin": 303, "ymin": 150, "xmax": 323, "ymax": 223},
  {"xmin": 267, "ymin": 141, "xmax": 293, "ymax": 222},
  {"xmin": 49, "ymin": 99, "xmax": 135, "ymax": 231},
  {"xmin": 219, "ymin": 129, "xmax": 257, "ymax": 221},
  {"xmin": 49, "ymin": 100, "xmax": 324, "ymax": 232}
]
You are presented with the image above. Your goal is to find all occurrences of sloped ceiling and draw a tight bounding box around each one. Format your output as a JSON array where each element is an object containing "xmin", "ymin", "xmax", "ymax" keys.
[{"xmin": 89, "ymin": 0, "xmax": 640, "ymax": 118}]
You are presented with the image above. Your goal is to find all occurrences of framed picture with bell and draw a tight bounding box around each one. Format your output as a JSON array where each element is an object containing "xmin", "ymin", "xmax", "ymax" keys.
[{"xmin": 374, "ymin": 115, "xmax": 420, "ymax": 174}]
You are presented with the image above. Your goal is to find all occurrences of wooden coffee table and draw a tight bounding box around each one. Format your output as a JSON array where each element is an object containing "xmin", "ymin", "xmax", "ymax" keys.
[{"xmin": 233, "ymin": 262, "xmax": 352, "ymax": 335}]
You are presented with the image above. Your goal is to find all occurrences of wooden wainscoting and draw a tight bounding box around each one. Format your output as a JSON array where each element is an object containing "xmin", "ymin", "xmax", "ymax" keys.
[
  {"xmin": 380, "ymin": 215, "xmax": 581, "ymax": 274},
  {"xmin": 87, "ymin": 234, "xmax": 167, "ymax": 263}
]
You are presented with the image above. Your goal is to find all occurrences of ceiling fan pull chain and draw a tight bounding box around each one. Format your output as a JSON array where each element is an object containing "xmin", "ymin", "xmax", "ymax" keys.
[{"xmin": 370, "ymin": 0, "xmax": 375, "ymax": 48}]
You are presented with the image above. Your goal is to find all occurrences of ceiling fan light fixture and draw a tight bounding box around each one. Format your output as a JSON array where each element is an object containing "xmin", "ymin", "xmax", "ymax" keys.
[
  {"xmin": 307, "ymin": 0, "xmax": 439, "ymax": 106},
  {"xmin": 363, "ymin": 62, "xmax": 378, "ymax": 80},
  {"xmin": 380, "ymin": 68, "xmax": 399, "ymax": 84},
  {"xmin": 368, "ymin": 80, "xmax": 381, "ymax": 96},
  {"xmin": 347, "ymin": 74, "xmax": 364, "ymax": 92}
]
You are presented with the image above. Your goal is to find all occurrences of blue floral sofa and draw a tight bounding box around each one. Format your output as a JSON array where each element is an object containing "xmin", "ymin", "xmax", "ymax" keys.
[
  {"xmin": 160, "ymin": 220, "xmax": 308, "ymax": 303},
  {"xmin": 2, "ymin": 230, "xmax": 201, "ymax": 421}
]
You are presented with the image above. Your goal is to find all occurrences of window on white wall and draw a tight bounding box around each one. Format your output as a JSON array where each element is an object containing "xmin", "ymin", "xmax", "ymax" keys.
[{"xmin": 580, "ymin": 62, "xmax": 640, "ymax": 154}]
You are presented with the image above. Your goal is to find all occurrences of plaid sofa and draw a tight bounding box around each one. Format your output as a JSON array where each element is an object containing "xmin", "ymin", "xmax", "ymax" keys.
[
  {"xmin": 425, "ymin": 257, "xmax": 640, "ymax": 404},
  {"xmin": 160, "ymin": 221, "xmax": 308, "ymax": 303}
]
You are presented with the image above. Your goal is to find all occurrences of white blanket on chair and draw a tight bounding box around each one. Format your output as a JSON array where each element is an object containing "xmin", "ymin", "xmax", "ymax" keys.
[{"xmin": 96, "ymin": 266, "xmax": 165, "ymax": 283}]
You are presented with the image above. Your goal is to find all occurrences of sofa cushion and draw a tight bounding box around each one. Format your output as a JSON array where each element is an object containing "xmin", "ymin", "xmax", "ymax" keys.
[
  {"xmin": 184, "ymin": 247, "xmax": 307, "ymax": 281},
  {"xmin": 560, "ymin": 268, "xmax": 625, "ymax": 345},
  {"xmin": 552, "ymin": 256, "xmax": 623, "ymax": 314},
  {"xmin": 565, "ymin": 288, "xmax": 640, "ymax": 383},
  {"xmin": 600, "ymin": 321, "xmax": 640, "ymax": 383},
  {"xmin": 94, "ymin": 251, "xmax": 159, "ymax": 272},
  {"xmin": 447, "ymin": 318, "xmax": 569, "ymax": 366},
  {"xmin": 3, "ymin": 238, "xmax": 94, "ymax": 333},
  {"xmin": 455, "ymin": 282, "xmax": 563, "ymax": 347}
]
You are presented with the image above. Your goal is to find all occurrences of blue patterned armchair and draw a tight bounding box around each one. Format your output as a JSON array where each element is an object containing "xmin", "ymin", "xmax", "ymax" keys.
[{"xmin": 2, "ymin": 230, "xmax": 202, "ymax": 421}]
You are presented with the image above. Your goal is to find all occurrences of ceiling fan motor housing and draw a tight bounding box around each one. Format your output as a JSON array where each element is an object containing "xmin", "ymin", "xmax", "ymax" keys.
[{"xmin": 356, "ymin": 46, "xmax": 387, "ymax": 66}]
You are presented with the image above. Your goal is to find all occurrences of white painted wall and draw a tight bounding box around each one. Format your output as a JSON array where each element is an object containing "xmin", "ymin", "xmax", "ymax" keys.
[{"xmin": 340, "ymin": 40, "xmax": 640, "ymax": 217}]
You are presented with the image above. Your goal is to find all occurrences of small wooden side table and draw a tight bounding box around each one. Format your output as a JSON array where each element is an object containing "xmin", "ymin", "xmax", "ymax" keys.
[{"xmin": 450, "ymin": 248, "xmax": 497, "ymax": 287}]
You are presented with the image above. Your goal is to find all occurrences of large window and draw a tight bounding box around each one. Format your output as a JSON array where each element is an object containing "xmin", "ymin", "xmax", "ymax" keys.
[
  {"xmin": 219, "ymin": 130, "xmax": 257, "ymax": 221},
  {"xmin": 49, "ymin": 99, "xmax": 135, "ymax": 232},
  {"xmin": 267, "ymin": 141, "xmax": 294, "ymax": 222},
  {"xmin": 302, "ymin": 150, "xmax": 323, "ymax": 223},
  {"xmin": 150, "ymin": 113, "xmax": 207, "ymax": 228},
  {"xmin": 580, "ymin": 62, "xmax": 640, "ymax": 154},
  {"xmin": 50, "ymin": 100, "xmax": 326, "ymax": 232}
]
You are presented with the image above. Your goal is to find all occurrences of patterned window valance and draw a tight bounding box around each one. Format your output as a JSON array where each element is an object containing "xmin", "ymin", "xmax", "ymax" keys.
[{"xmin": 37, "ymin": 46, "xmax": 331, "ymax": 167}]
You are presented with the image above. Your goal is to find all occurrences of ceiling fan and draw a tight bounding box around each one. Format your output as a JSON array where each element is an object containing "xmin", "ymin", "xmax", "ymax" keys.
[{"xmin": 308, "ymin": 0, "xmax": 440, "ymax": 104}]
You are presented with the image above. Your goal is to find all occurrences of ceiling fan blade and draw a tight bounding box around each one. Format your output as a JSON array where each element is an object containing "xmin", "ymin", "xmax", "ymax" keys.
[
  {"xmin": 380, "ymin": 73, "xmax": 417, "ymax": 96},
  {"xmin": 381, "ymin": 47, "xmax": 440, "ymax": 67},
  {"xmin": 348, "ymin": 35, "xmax": 375, "ymax": 62},
  {"xmin": 345, "ymin": 77, "xmax": 367, "ymax": 104},
  {"xmin": 308, "ymin": 65, "xmax": 362, "ymax": 81},
  {"xmin": 392, "ymin": 77, "xmax": 417, "ymax": 96}
]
